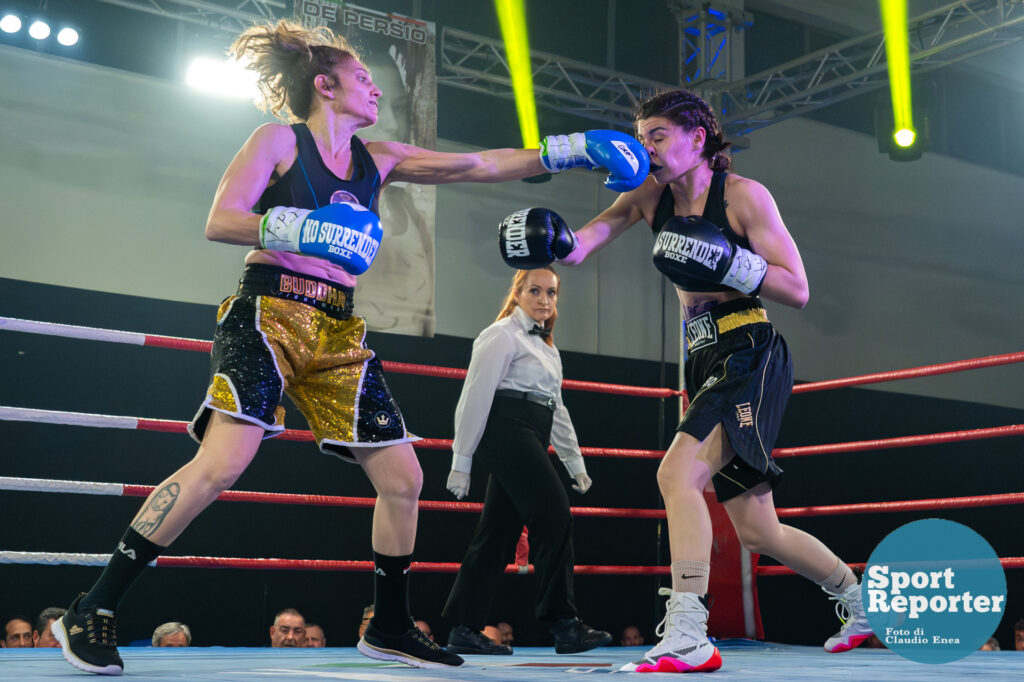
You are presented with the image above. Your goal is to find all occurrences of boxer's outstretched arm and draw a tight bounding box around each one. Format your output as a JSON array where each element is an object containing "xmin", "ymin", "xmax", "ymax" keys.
[{"xmin": 559, "ymin": 192, "xmax": 645, "ymax": 266}]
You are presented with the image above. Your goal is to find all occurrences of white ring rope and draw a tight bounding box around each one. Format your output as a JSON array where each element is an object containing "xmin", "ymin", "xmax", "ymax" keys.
[
  {"xmin": 1, "ymin": 551, "xmax": 116, "ymax": 566},
  {"xmin": 0, "ymin": 317, "xmax": 149, "ymax": 345},
  {"xmin": 0, "ymin": 476, "xmax": 124, "ymax": 496},
  {"xmin": 0, "ymin": 406, "xmax": 140, "ymax": 429}
]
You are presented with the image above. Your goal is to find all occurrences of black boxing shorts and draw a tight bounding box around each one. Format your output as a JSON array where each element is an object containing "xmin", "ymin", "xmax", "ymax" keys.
[
  {"xmin": 188, "ymin": 264, "xmax": 416, "ymax": 460},
  {"xmin": 678, "ymin": 297, "xmax": 792, "ymax": 502}
]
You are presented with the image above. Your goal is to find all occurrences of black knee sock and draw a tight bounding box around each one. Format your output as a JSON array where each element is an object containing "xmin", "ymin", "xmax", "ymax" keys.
[
  {"xmin": 80, "ymin": 528, "xmax": 163, "ymax": 613},
  {"xmin": 371, "ymin": 551, "xmax": 412, "ymax": 634}
]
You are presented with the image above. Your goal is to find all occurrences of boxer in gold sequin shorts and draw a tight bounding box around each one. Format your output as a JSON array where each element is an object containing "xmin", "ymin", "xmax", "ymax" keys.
[{"xmin": 189, "ymin": 264, "xmax": 417, "ymax": 460}]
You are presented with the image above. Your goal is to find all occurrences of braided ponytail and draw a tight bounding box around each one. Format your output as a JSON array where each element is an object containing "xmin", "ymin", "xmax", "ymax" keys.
[{"xmin": 635, "ymin": 90, "xmax": 732, "ymax": 171}]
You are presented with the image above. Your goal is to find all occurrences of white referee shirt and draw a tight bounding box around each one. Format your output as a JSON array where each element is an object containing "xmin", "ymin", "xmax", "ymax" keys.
[{"xmin": 451, "ymin": 305, "xmax": 585, "ymax": 478}]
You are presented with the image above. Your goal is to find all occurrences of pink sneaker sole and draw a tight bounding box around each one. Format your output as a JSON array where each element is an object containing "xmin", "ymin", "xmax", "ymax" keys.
[
  {"xmin": 635, "ymin": 648, "xmax": 722, "ymax": 673},
  {"xmin": 826, "ymin": 633, "xmax": 872, "ymax": 653}
]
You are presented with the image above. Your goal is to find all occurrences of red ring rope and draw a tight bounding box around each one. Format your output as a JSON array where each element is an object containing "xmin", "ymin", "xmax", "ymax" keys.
[
  {"xmin": 4, "ymin": 406, "xmax": 1020, "ymax": 462},
  {"xmin": 0, "ymin": 317, "xmax": 679, "ymax": 398},
  {"xmin": 5, "ymin": 316, "xmax": 1024, "ymax": 396},
  {"xmin": 3, "ymin": 476, "xmax": 1022, "ymax": 521},
  {"xmin": 756, "ymin": 558, "xmax": 1024, "ymax": 576}
]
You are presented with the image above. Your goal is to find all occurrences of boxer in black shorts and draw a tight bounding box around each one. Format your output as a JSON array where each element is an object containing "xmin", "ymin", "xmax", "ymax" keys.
[
  {"xmin": 498, "ymin": 90, "xmax": 874, "ymax": 673},
  {"xmin": 678, "ymin": 297, "xmax": 790, "ymax": 503}
]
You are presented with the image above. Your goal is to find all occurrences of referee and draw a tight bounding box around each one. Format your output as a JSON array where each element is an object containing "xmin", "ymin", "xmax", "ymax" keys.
[{"xmin": 441, "ymin": 267, "xmax": 611, "ymax": 656}]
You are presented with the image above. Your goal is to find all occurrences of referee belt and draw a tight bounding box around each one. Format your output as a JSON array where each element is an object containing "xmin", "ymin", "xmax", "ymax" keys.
[{"xmin": 494, "ymin": 389, "xmax": 557, "ymax": 412}]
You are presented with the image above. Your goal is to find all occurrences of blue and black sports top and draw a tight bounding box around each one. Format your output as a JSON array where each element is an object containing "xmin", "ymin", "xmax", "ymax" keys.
[{"xmin": 257, "ymin": 123, "xmax": 382, "ymax": 217}]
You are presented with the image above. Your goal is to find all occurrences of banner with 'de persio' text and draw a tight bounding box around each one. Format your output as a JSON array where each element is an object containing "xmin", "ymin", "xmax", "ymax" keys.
[{"xmin": 294, "ymin": 0, "xmax": 438, "ymax": 337}]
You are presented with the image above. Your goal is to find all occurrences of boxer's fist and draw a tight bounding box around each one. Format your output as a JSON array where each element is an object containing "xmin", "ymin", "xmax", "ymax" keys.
[
  {"xmin": 260, "ymin": 202, "xmax": 383, "ymax": 275},
  {"xmin": 539, "ymin": 130, "xmax": 649, "ymax": 192},
  {"xmin": 653, "ymin": 216, "xmax": 767, "ymax": 295},
  {"xmin": 498, "ymin": 207, "xmax": 577, "ymax": 269}
]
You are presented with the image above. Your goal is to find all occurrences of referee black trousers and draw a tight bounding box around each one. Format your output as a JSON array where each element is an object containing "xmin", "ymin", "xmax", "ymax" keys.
[{"xmin": 442, "ymin": 397, "xmax": 577, "ymax": 629}]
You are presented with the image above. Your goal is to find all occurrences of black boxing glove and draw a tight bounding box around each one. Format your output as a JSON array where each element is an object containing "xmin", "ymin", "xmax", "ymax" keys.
[
  {"xmin": 498, "ymin": 207, "xmax": 578, "ymax": 269},
  {"xmin": 653, "ymin": 215, "xmax": 767, "ymax": 295}
]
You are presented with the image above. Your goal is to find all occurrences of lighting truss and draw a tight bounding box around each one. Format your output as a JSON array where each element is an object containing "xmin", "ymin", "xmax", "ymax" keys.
[
  {"xmin": 709, "ymin": 0, "xmax": 1024, "ymax": 136},
  {"xmin": 94, "ymin": 0, "xmax": 284, "ymax": 35},
  {"xmin": 668, "ymin": 0, "xmax": 752, "ymax": 85},
  {"xmin": 92, "ymin": 0, "xmax": 1024, "ymax": 137},
  {"xmin": 438, "ymin": 26, "xmax": 676, "ymax": 129}
]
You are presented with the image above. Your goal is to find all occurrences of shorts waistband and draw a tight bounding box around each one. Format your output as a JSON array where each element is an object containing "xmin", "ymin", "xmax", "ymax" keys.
[
  {"xmin": 686, "ymin": 298, "xmax": 769, "ymax": 351},
  {"xmin": 494, "ymin": 389, "xmax": 557, "ymax": 412},
  {"xmin": 237, "ymin": 264, "xmax": 354, "ymax": 320}
]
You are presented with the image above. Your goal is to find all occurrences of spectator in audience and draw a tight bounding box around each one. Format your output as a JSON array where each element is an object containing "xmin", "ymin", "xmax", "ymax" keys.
[
  {"xmin": 304, "ymin": 624, "xmax": 325, "ymax": 648},
  {"xmin": 152, "ymin": 622, "xmax": 191, "ymax": 647},
  {"xmin": 1015, "ymin": 618, "xmax": 1024, "ymax": 651},
  {"xmin": 621, "ymin": 625, "xmax": 644, "ymax": 646},
  {"xmin": 2, "ymin": 616, "xmax": 33, "ymax": 648},
  {"xmin": 359, "ymin": 605, "xmax": 374, "ymax": 640},
  {"xmin": 482, "ymin": 625, "xmax": 502, "ymax": 644},
  {"xmin": 34, "ymin": 608, "xmax": 66, "ymax": 648},
  {"xmin": 497, "ymin": 621, "xmax": 514, "ymax": 646},
  {"xmin": 861, "ymin": 634, "xmax": 886, "ymax": 649},
  {"xmin": 270, "ymin": 608, "xmax": 306, "ymax": 648},
  {"xmin": 979, "ymin": 637, "xmax": 1000, "ymax": 651},
  {"xmin": 414, "ymin": 620, "xmax": 434, "ymax": 642}
]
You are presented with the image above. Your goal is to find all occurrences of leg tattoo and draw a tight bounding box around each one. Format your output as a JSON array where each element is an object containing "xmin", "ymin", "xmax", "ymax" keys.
[{"xmin": 131, "ymin": 482, "xmax": 181, "ymax": 537}]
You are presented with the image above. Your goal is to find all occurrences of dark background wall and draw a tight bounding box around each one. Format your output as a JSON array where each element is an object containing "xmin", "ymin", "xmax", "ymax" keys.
[{"xmin": 1, "ymin": 278, "xmax": 1021, "ymax": 649}]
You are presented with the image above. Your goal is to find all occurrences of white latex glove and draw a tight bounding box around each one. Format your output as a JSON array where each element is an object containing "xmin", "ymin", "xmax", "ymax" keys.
[
  {"xmin": 571, "ymin": 472, "xmax": 592, "ymax": 494},
  {"xmin": 447, "ymin": 470, "xmax": 471, "ymax": 500}
]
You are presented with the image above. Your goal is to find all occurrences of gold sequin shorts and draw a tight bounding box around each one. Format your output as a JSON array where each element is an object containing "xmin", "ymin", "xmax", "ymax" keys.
[{"xmin": 188, "ymin": 264, "xmax": 417, "ymax": 460}]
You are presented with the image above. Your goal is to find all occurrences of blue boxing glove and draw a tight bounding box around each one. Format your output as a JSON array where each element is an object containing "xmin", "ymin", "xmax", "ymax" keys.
[
  {"xmin": 539, "ymin": 130, "xmax": 650, "ymax": 191},
  {"xmin": 259, "ymin": 202, "xmax": 383, "ymax": 275}
]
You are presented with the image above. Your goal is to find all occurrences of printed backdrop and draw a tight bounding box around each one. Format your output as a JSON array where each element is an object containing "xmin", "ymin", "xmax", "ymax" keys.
[{"xmin": 295, "ymin": 0, "xmax": 438, "ymax": 336}]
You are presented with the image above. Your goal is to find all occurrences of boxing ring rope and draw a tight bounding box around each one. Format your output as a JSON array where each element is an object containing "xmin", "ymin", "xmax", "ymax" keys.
[
  {"xmin": 2, "ymin": 464, "xmax": 1021, "ymax": 574},
  {"xmin": 0, "ymin": 552, "xmax": 669, "ymax": 575},
  {"xmin": 0, "ymin": 317, "xmax": 677, "ymax": 398},
  {"xmin": 5, "ymin": 315, "xmax": 1024, "ymax": 394},
  {"xmin": 2, "ymin": 474, "xmax": 1022, "ymax": 520},
  {"xmin": 2, "ymin": 405, "xmax": 1020, "ymax": 462},
  {"xmin": 0, "ymin": 405, "xmax": 666, "ymax": 459},
  {"xmin": 2, "ymin": 316, "xmax": 1023, "ymax": 609}
]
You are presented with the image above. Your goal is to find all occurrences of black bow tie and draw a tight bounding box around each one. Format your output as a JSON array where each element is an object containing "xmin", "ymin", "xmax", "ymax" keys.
[{"xmin": 529, "ymin": 324, "xmax": 551, "ymax": 338}]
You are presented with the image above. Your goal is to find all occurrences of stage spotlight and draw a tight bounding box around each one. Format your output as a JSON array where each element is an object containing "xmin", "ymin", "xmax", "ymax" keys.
[
  {"xmin": 186, "ymin": 56, "xmax": 258, "ymax": 99},
  {"xmin": 880, "ymin": 0, "xmax": 921, "ymax": 161},
  {"xmin": 495, "ymin": 0, "xmax": 539, "ymax": 149},
  {"xmin": 57, "ymin": 27, "xmax": 78, "ymax": 46},
  {"xmin": 0, "ymin": 14, "xmax": 21, "ymax": 33},
  {"xmin": 893, "ymin": 128, "xmax": 915, "ymax": 148},
  {"xmin": 28, "ymin": 20, "xmax": 49, "ymax": 40}
]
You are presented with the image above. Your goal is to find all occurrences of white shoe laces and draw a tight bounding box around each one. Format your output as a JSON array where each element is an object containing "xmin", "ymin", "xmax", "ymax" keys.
[
  {"xmin": 646, "ymin": 588, "xmax": 709, "ymax": 659},
  {"xmin": 824, "ymin": 584, "xmax": 867, "ymax": 632}
]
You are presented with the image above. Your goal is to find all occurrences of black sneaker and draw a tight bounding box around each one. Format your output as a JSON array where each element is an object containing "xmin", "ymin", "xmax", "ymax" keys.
[
  {"xmin": 52, "ymin": 593, "xmax": 124, "ymax": 675},
  {"xmin": 358, "ymin": 620, "xmax": 465, "ymax": 668},
  {"xmin": 550, "ymin": 616, "xmax": 612, "ymax": 654},
  {"xmin": 446, "ymin": 624, "xmax": 513, "ymax": 655}
]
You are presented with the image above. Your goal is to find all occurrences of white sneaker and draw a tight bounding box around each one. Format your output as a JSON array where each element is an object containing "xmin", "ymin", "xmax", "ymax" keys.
[
  {"xmin": 823, "ymin": 583, "xmax": 873, "ymax": 653},
  {"xmin": 620, "ymin": 589, "xmax": 722, "ymax": 673}
]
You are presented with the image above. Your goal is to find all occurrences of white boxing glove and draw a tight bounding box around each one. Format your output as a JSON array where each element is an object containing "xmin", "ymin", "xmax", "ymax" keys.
[{"xmin": 447, "ymin": 470, "xmax": 471, "ymax": 500}]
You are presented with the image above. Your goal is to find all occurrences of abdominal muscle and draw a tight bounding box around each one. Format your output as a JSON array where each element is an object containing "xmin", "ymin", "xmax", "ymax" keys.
[{"xmin": 245, "ymin": 248, "xmax": 359, "ymax": 288}]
